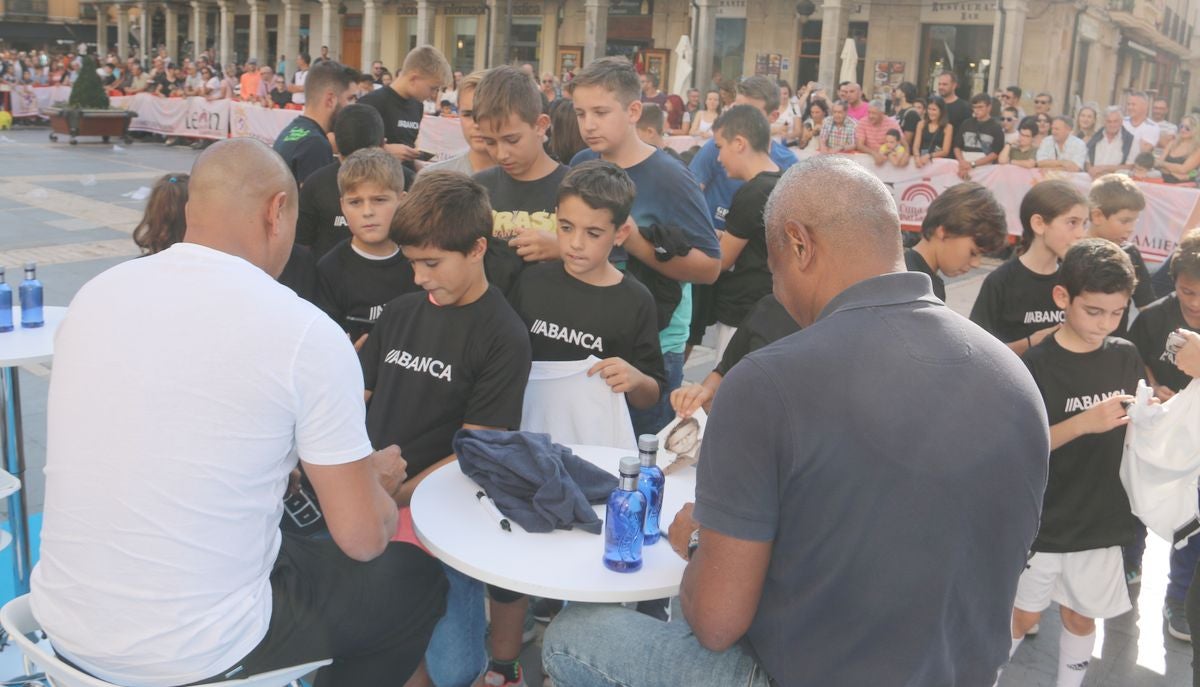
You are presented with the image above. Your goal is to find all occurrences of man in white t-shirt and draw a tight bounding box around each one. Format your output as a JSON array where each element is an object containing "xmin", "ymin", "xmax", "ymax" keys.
[
  {"xmin": 290, "ymin": 52, "xmax": 310, "ymax": 105},
  {"xmin": 30, "ymin": 138, "xmax": 446, "ymax": 687},
  {"xmin": 1152, "ymin": 97, "xmax": 1177, "ymax": 152},
  {"xmin": 1125, "ymin": 91, "xmax": 1160, "ymax": 154}
]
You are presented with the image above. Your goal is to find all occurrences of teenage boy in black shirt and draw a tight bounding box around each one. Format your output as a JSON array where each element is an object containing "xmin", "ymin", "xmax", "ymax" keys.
[
  {"xmin": 297, "ymin": 105, "xmax": 414, "ymax": 260},
  {"xmin": 954, "ymin": 93, "xmax": 1005, "ymax": 180},
  {"xmin": 358, "ymin": 46, "xmax": 451, "ymax": 163},
  {"xmin": 358, "ymin": 170, "xmax": 531, "ymax": 687},
  {"xmin": 905, "ymin": 182, "xmax": 1007, "ymax": 302},
  {"xmin": 272, "ymin": 60, "xmax": 359, "ymax": 185},
  {"xmin": 709, "ymin": 104, "xmax": 780, "ymax": 360},
  {"xmin": 471, "ymin": 65, "xmax": 570, "ymax": 278},
  {"xmin": 316, "ymin": 148, "xmax": 416, "ymax": 342},
  {"xmin": 1002, "ymin": 239, "xmax": 1143, "ymax": 687},
  {"xmin": 1086, "ymin": 173, "xmax": 1156, "ymax": 335},
  {"xmin": 510, "ymin": 160, "xmax": 665, "ymax": 410}
]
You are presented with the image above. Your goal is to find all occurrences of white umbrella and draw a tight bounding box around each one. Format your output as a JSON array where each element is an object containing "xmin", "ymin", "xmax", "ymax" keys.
[
  {"xmin": 673, "ymin": 35, "xmax": 693, "ymax": 97},
  {"xmin": 839, "ymin": 38, "xmax": 858, "ymax": 85}
]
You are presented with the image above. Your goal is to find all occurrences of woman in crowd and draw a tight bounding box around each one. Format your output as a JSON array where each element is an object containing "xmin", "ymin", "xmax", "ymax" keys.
[
  {"xmin": 198, "ymin": 66, "xmax": 219, "ymax": 98},
  {"xmin": 998, "ymin": 120, "xmax": 1040, "ymax": 168},
  {"xmin": 1074, "ymin": 104, "xmax": 1099, "ymax": 141},
  {"xmin": 183, "ymin": 64, "xmax": 205, "ymax": 97},
  {"xmin": 548, "ymin": 98, "xmax": 587, "ymax": 164},
  {"xmin": 132, "ymin": 173, "xmax": 190, "ymax": 256},
  {"xmin": 1158, "ymin": 114, "xmax": 1200, "ymax": 184},
  {"xmin": 1031, "ymin": 112, "xmax": 1051, "ymax": 147},
  {"xmin": 914, "ymin": 96, "xmax": 953, "ymax": 167},
  {"xmin": 689, "ymin": 90, "xmax": 721, "ymax": 138},
  {"xmin": 664, "ymin": 94, "xmax": 689, "ymax": 135},
  {"xmin": 798, "ymin": 99, "xmax": 829, "ymax": 151},
  {"xmin": 440, "ymin": 71, "xmax": 459, "ymax": 107},
  {"xmin": 773, "ymin": 80, "xmax": 801, "ymax": 143}
]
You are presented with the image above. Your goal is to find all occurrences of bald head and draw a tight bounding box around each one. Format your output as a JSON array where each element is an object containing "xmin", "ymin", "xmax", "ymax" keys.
[
  {"xmin": 186, "ymin": 139, "xmax": 298, "ymax": 278},
  {"xmin": 764, "ymin": 156, "xmax": 903, "ymax": 326}
]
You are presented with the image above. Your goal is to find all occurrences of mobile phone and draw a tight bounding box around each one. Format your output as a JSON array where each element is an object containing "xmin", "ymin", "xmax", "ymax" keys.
[
  {"xmin": 345, "ymin": 315, "xmax": 376, "ymax": 330},
  {"xmin": 415, "ymin": 149, "xmax": 436, "ymax": 162}
]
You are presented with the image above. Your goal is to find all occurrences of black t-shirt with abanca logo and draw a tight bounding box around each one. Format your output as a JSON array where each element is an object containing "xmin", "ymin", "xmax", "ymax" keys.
[
  {"xmin": 970, "ymin": 257, "xmax": 1063, "ymax": 344},
  {"xmin": 316, "ymin": 239, "xmax": 418, "ymax": 339},
  {"xmin": 1022, "ymin": 335, "xmax": 1142, "ymax": 552},
  {"xmin": 1128, "ymin": 292, "xmax": 1196, "ymax": 393},
  {"xmin": 357, "ymin": 86, "xmax": 424, "ymax": 148},
  {"xmin": 360, "ymin": 286, "xmax": 531, "ymax": 477},
  {"xmin": 509, "ymin": 262, "xmax": 666, "ymax": 394},
  {"xmin": 715, "ymin": 170, "xmax": 779, "ymax": 327}
]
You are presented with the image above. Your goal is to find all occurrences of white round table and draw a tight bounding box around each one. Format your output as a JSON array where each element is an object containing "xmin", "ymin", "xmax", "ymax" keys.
[
  {"xmin": 411, "ymin": 444, "xmax": 696, "ymax": 602},
  {"xmin": 0, "ymin": 306, "xmax": 67, "ymax": 595}
]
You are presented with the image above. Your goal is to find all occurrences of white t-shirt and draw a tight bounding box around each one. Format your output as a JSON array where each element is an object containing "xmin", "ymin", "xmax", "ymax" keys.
[
  {"xmin": 292, "ymin": 68, "xmax": 307, "ymax": 105},
  {"xmin": 31, "ymin": 243, "xmax": 373, "ymax": 687},
  {"xmin": 1093, "ymin": 131, "xmax": 1134, "ymax": 166},
  {"xmin": 1125, "ymin": 117, "xmax": 1161, "ymax": 152}
]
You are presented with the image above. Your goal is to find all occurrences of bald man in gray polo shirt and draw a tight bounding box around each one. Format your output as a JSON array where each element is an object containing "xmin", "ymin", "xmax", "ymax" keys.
[{"xmin": 543, "ymin": 156, "xmax": 1050, "ymax": 686}]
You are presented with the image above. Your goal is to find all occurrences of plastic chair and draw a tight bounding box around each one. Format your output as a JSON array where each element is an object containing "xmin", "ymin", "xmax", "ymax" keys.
[{"xmin": 0, "ymin": 595, "xmax": 330, "ymax": 687}]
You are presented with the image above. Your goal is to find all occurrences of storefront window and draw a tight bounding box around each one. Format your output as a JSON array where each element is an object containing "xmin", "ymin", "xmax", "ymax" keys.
[
  {"xmin": 919, "ymin": 24, "xmax": 993, "ymax": 99},
  {"xmin": 449, "ymin": 17, "xmax": 477, "ymax": 73},
  {"xmin": 714, "ymin": 18, "xmax": 746, "ymax": 86},
  {"xmin": 511, "ymin": 17, "xmax": 542, "ymax": 71}
]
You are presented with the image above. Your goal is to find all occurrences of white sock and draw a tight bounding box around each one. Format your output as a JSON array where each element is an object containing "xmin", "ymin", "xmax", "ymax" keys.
[
  {"xmin": 1010, "ymin": 635, "xmax": 1023, "ymax": 659},
  {"xmin": 1056, "ymin": 628, "xmax": 1095, "ymax": 687}
]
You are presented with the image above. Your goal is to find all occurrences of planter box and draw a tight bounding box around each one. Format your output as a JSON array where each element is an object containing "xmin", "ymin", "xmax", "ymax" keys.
[{"xmin": 42, "ymin": 107, "xmax": 136, "ymax": 145}]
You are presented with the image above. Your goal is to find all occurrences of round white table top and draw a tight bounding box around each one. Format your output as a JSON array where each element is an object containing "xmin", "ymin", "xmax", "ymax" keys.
[
  {"xmin": 411, "ymin": 444, "xmax": 697, "ymax": 603},
  {"xmin": 0, "ymin": 306, "xmax": 66, "ymax": 368}
]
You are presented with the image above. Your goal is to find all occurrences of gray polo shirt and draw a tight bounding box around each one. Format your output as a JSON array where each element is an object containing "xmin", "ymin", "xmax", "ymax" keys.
[{"xmin": 694, "ymin": 271, "xmax": 1049, "ymax": 687}]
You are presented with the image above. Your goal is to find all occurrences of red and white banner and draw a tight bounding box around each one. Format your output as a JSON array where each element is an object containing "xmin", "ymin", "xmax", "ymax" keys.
[
  {"xmin": 229, "ymin": 100, "xmax": 302, "ymax": 144},
  {"xmin": 106, "ymin": 93, "xmax": 228, "ymax": 140},
  {"xmin": 7, "ymin": 85, "xmax": 71, "ymax": 118},
  {"xmin": 416, "ymin": 114, "xmax": 469, "ymax": 160}
]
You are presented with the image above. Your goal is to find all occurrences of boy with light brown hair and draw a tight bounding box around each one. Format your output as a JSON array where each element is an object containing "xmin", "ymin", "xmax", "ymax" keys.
[{"xmin": 357, "ymin": 46, "xmax": 451, "ymax": 163}]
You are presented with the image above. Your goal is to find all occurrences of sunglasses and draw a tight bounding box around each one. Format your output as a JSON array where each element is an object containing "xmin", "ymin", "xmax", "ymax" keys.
[
  {"xmin": 1002, "ymin": 117, "xmax": 1016, "ymax": 121},
  {"xmin": 1182, "ymin": 125, "xmax": 1193, "ymax": 132},
  {"xmin": 1035, "ymin": 99, "xmax": 1050, "ymax": 105}
]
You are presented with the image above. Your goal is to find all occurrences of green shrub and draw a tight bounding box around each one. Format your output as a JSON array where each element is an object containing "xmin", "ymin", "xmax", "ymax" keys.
[{"xmin": 68, "ymin": 56, "xmax": 110, "ymax": 109}]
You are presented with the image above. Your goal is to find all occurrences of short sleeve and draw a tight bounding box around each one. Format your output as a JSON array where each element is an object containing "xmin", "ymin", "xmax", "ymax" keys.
[
  {"xmin": 715, "ymin": 322, "xmax": 753, "ymax": 376},
  {"xmin": 901, "ymin": 110, "xmax": 920, "ymax": 134},
  {"xmin": 1127, "ymin": 310, "xmax": 1156, "ymax": 368},
  {"xmin": 662, "ymin": 156, "xmax": 720, "ymax": 259},
  {"xmin": 1035, "ymin": 138, "xmax": 1054, "ymax": 162},
  {"xmin": 463, "ymin": 315, "xmax": 532, "ymax": 429},
  {"xmin": 693, "ymin": 359, "xmax": 785, "ymax": 541},
  {"xmin": 1127, "ymin": 247, "xmax": 1157, "ymax": 306},
  {"xmin": 629, "ymin": 287, "xmax": 667, "ymax": 392},
  {"xmin": 969, "ymin": 271, "xmax": 1003, "ymax": 338},
  {"xmin": 952, "ymin": 124, "xmax": 966, "ymax": 151},
  {"xmin": 292, "ymin": 314, "xmax": 375, "ymax": 465},
  {"xmin": 314, "ymin": 259, "xmax": 344, "ymax": 326},
  {"xmin": 687, "ymin": 141, "xmax": 720, "ymax": 188},
  {"xmin": 724, "ymin": 181, "xmax": 766, "ymax": 241},
  {"xmin": 359, "ymin": 310, "xmax": 386, "ymax": 391},
  {"xmin": 990, "ymin": 125, "xmax": 1006, "ymax": 155}
]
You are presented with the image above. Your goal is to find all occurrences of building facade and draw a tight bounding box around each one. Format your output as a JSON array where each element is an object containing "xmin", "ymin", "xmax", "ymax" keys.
[{"xmin": 4, "ymin": 0, "xmax": 1199, "ymax": 117}]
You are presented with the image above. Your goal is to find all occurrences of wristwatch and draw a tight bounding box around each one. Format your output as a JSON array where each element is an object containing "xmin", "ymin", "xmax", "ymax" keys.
[{"xmin": 687, "ymin": 529, "xmax": 701, "ymax": 560}]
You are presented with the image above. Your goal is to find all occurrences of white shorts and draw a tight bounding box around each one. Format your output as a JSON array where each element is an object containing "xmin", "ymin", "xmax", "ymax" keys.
[{"xmin": 1014, "ymin": 547, "xmax": 1132, "ymax": 619}]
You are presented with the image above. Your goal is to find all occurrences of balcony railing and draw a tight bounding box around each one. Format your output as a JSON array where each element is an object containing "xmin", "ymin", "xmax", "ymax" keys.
[{"xmin": 3, "ymin": 0, "xmax": 50, "ymax": 18}]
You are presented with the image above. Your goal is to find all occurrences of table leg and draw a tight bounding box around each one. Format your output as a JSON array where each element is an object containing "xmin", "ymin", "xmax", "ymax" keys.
[{"xmin": 0, "ymin": 367, "xmax": 31, "ymax": 597}]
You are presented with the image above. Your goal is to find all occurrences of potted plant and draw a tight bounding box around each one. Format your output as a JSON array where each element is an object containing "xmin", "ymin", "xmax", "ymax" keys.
[{"xmin": 44, "ymin": 56, "xmax": 136, "ymax": 145}]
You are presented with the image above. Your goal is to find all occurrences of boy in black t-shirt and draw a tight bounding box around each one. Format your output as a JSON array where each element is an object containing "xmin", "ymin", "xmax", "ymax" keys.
[
  {"xmin": 471, "ymin": 65, "xmax": 570, "ymax": 282},
  {"xmin": 905, "ymin": 182, "xmax": 1007, "ymax": 302},
  {"xmin": 357, "ymin": 46, "xmax": 451, "ymax": 163},
  {"xmin": 709, "ymin": 104, "xmax": 781, "ymax": 359},
  {"xmin": 359, "ymin": 171, "xmax": 531, "ymax": 687},
  {"xmin": 316, "ymin": 148, "xmax": 416, "ymax": 343},
  {"xmin": 1086, "ymin": 173, "xmax": 1156, "ymax": 335},
  {"xmin": 1003, "ymin": 239, "xmax": 1143, "ymax": 687},
  {"xmin": 510, "ymin": 160, "xmax": 665, "ymax": 410}
]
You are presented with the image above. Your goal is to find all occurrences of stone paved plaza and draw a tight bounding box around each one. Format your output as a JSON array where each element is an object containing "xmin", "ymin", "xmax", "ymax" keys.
[{"xmin": 0, "ymin": 125, "xmax": 1192, "ymax": 686}]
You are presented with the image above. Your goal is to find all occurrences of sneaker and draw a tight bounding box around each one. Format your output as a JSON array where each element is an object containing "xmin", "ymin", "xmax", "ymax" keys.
[
  {"xmin": 1165, "ymin": 598, "xmax": 1192, "ymax": 642},
  {"xmin": 482, "ymin": 667, "xmax": 526, "ymax": 687},
  {"xmin": 1125, "ymin": 561, "xmax": 1142, "ymax": 586},
  {"xmin": 532, "ymin": 598, "xmax": 564, "ymax": 623}
]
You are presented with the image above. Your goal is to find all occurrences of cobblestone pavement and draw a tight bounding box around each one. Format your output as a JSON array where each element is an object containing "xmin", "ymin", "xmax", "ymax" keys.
[{"xmin": 0, "ymin": 126, "xmax": 1191, "ymax": 686}]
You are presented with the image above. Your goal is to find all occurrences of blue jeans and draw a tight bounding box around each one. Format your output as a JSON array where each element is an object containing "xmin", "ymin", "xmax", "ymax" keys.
[
  {"xmin": 542, "ymin": 603, "xmax": 771, "ymax": 687},
  {"xmin": 630, "ymin": 351, "xmax": 684, "ymax": 437},
  {"xmin": 425, "ymin": 564, "xmax": 487, "ymax": 687}
]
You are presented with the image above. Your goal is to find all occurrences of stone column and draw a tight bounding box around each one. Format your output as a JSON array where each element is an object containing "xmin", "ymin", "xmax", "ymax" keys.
[
  {"xmin": 817, "ymin": 0, "xmax": 846, "ymax": 88},
  {"xmin": 282, "ymin": 0, "xmax": 300, "ymax": 70},
  {"xmin": 138, "ymin": 1, "xmax": 149, "ymax": 59},
  {"xmin": 692, "ymin": 0, "xmax": 717, "ymax": 92},
  {"xmin": 487, "ymin": 0, "xmax": 510, "ymax": 66},
  {"xmin": 248, "ymin": 0, "xmax": 266, "ymax": 62},
  {"xmin": 117, "ymin": 4, "xmax": 131, "ymax": 60},
  {"xmin": 216, "ymin": 0, "xmax": 233, "ymax": 69},
  {"xmin": 96, "ymin": 3, "xmax": 108, "ymax": 55},
  {"xmin": 362, "ymin": 0, "xmax": 381, "ymax": 67},
  {"xmin": 582, "ymin": 0, "xmax": 608, "ymax": 66},
  {"xmin": 996, "ymin": 0, "xmax": 1028, "ymax": 94},
  {"xmin": 415, "ymin": 0, "xmax": 436, "ymax": 47},
  {"xmin": 190, "ymin": 0, "xmax": 207, "ymax": 59},
  {"xmin": 320, "ymin": 0, "xmax": 341, "ymax": 61},
  {"xmin": 165, "ymin": 3, "xmax": 179, "ymax": 63}
]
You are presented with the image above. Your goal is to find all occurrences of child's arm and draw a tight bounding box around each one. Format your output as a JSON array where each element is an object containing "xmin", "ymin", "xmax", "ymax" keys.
[
  {"xmin": 1049, "ymin": 394, "xmax": 1134, "ymax": 450},
  {"xmin": 889, "ymin": 146, "xmax": 909, "ymax": 166},
  {"xmin": 1006, "ymin": 324, "xmax": 1060, "ymax": 355},
  {"xmin": 589, "ymin": 357, "xmax": 660, "ymax": 409},
  {"xmin": 389, "ymin": 420, "xmax": 503, "ymax": 507},
  {"xmin": 672, "ymin": 372, "xmax": 721, "ymax": 418}
]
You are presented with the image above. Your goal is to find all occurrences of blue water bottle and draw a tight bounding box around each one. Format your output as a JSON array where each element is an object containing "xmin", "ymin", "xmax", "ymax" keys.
[
  {"xmin": 604, "ymin": 456, "xmax": 647, "ymax": 572},
  {"xmin": 19, "ymin": 262, "xmax": 43, "ymax": 329},
  {"xmin": 637, "ymin": 434, "xmax": 665, "ymax": 545},
  {"xmin": 0, "ymin": 267, "xmax": 12, "ymax": 333}
]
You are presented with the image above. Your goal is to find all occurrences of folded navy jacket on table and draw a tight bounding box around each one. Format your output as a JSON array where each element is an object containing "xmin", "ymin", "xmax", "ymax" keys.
[{"xmin": 454, "ymin": 429, "xmax": 618, "ymax": 534}]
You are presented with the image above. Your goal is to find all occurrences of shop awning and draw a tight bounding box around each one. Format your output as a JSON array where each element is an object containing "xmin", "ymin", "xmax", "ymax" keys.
[{"xmin": 0, "ymin": 20, "xmax": 80, "ymax": 45}]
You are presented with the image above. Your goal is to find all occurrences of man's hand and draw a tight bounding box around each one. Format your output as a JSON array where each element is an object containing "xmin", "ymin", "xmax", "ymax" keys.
[
  {"xmin": 1031, "ymin": 323, "xmax": 1061, "ymax": 347},
  {"xmin": 370, "ymin": 445, "xmax": 408, "ymax": 500},
  {"xmin": 671, "ymin": 383, "xmax": 712, "ymax": 419},
  {"xmin": 588, "ymin": 357, "xmax": 646, "ymax": 395},
  {"xmin": 508, "ymin": 227, "xmax": 560, "ymax": 262},
  {"xmin": 667, "ymin": 502, "xmax": 698, "ymax": 561},
  {"xmin": 353, "ymin": 333, "xmax": 369, "ymax": 352},
  {"xmin": 957, "ymin": 160, "xmax": 972, "ymax": 180},
  {"xmin": 1176, "ymin": 330, "xmax": 1200, "ymax": 378},
  {"xmin": 1075, "ymin": 395, "xmax": 1135, "ymax": 435},
  {"xmin": 383, "ymin": 143, "xmax": 421, "ymax": 162}
]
